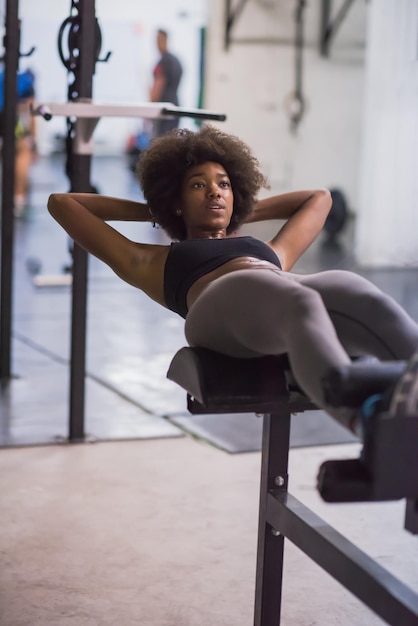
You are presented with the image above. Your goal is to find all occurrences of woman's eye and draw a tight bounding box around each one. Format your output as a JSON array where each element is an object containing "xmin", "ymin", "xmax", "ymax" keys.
[{"xmin": 220, "ymin": 180, "xmax": 230, "ymax": 188}]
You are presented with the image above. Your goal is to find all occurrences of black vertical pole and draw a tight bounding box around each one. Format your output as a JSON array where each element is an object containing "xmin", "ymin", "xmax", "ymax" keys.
[
  {"xmin": 320, "ymin": 0, "xmax": 332, "ymax": 56},
  {"xmin": 254, "ymin": 409, "xmax": 291, "ymax": 626},
  {"xmin": 0, "ymin": 1, "xmax": 20, "ymax": 379},
  {"xmin": 67, "ymin": 0, "xmax": 97, "ymax": 440}
]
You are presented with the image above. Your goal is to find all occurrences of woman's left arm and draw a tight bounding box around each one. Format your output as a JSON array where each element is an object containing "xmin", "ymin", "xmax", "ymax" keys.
[{"xmin": 246, "ymin": 189, "xmax": 332, "ymax": 270}]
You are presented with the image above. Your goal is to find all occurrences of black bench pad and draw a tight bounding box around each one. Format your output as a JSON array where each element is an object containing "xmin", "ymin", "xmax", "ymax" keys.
[{"xmin": 167, "ymin": 347, "xmax": 316, "ymax": 414}]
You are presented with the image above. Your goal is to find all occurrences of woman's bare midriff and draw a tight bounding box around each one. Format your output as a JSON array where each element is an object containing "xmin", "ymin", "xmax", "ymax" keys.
[{"xmin": 186, "ymin": 257, "xmax": 281, "ymax": 311}]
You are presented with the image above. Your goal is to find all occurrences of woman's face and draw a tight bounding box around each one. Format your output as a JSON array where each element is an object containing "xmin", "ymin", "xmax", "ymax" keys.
[{"xmin": 179, "ymin": 161, "xmax": 234, "ymax": 238}]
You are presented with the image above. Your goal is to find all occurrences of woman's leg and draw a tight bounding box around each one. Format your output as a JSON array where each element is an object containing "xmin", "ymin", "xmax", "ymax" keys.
[
  {"xmin": 185, "ymin": 268, "xmax": 352, "ymax": 413},
  {"xmin": 285, "ymin": 269, "xmax": 418, "ymax": 361},
  {"xmin": 185, "ymin": 268, "xmax": 418, "ymax": 431}
]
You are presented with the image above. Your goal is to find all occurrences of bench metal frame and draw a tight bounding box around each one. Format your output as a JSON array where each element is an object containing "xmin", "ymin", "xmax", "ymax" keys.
[
  {"xmin": 253, "ymin": 403, "xmax": 418, "ymax": 626},
  {"xmin": 169, "ymin": 348, "xmax": 418, "ymax": 626}
]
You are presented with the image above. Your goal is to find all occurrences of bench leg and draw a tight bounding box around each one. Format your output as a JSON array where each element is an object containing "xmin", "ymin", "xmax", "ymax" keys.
[
  {"xmin": 254, "ymin": 409, "xmax": 291, "ymax": 626},
  {"xmin": 405, "ymin": 498, "xmax": 418, "ymax": 534}
]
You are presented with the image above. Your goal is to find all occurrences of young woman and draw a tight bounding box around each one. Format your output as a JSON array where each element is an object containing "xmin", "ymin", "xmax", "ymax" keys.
[{"xmin": 48, "ymin": 125, "xmax": 418, "ymax": 436}]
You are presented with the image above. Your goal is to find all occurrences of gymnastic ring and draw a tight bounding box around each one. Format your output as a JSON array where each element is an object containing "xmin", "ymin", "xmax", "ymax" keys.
[
  {"xmin": 57, "ymin": 15, "xmax": 102, "ymax": 72},
  {"xmin": 284, "ymin": 91, "xmax": 307, "ymax": 128}
]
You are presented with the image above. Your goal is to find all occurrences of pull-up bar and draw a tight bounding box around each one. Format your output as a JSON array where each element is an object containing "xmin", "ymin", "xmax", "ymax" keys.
[{"xmin": 33, "ymin": 101, "xmax": 226, "ymax": 155}]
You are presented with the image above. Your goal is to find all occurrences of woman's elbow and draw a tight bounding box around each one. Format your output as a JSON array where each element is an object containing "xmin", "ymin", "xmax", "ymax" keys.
[
  {"xmin": 315, "ymin": 188, "xmax": 332, "ymax": 217},
  {"xmin": 47, "ymin": 193, "xmax": 65, "ymax": 216}
]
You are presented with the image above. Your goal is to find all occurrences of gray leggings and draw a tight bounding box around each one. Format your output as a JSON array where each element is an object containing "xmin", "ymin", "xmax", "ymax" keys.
[{"xmin": 185, "ymin": 268, "xmax": 418, "ymax": 428}]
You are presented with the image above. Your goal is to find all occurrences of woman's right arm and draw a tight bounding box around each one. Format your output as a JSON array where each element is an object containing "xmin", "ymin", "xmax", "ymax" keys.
[
  {"xmin": 49, "ymin": 192, "xmax": 151, "ymax": 222},
  {"xmin": 47, "ymin": 193, "xmax": 160, "ymax": 288}
]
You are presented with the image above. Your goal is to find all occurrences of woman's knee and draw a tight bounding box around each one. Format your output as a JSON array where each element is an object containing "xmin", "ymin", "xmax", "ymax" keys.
[{"xmin": 284, "ymin": 285, "xmax": 324, "ymax": 321}]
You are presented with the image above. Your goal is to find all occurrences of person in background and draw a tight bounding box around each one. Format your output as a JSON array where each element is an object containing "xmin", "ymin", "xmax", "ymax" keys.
[
  {"xmin": 0, "ymin": 68, "xmax": 37, "ymax": 217},
  {"xmin": 14, "ymin": 69, "xmax": 37, "ymax": 216},
  {"xmin": 149, "ymin": 29, "xmax": 183, "ymax": 139}
]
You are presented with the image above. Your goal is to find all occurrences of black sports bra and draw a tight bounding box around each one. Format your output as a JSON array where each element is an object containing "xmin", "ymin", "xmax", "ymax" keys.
[{"xmin": 164, "ymin": 236, "xmax": 282, "ymax": 318}]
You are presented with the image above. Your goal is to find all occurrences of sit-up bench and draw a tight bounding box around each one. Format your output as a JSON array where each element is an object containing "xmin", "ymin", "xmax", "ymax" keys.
[{"xmin": 167, "ymin": 347, "xmax": 418, "ymax": 626}]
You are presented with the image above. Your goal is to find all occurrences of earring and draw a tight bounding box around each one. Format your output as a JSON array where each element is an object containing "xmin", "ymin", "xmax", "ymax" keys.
[
  {"xmin": 175, "ymin": 208, "xmax": 182, "ymax": 216},
  {"xmin": 148, "ymin": 206, "xmax": 157, "ymax": 228}
]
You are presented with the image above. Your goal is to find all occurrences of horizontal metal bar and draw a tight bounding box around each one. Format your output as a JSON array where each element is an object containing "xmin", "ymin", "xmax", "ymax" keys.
[
  {"xmin": 161, "ymin": 107, "xmax": 226, "ymax": 121},
  {"xmin": 267, "ymin": 491, "xmax": 418, "ymax": 625},
  {"xmin": 32, "ymin": 101, "xmax": 226, "ymax": 122}
]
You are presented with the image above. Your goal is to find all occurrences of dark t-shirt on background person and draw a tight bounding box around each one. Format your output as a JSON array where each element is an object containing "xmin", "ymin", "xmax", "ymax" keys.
[
  {"xmin": 150, "ymin": 32, "xmax": 183, "ymax": 139},
  {"xmin": 154, "ymin": 51, "xmax": 182, "ymax": 105}
]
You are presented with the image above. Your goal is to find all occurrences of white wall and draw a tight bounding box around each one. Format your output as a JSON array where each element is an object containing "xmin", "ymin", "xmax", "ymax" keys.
[
  {"xmin": 203, "ymin": 0, "xmax": 368, "ymax": 208},
  {"xmin": 15, "ymin": 0, "xmax": 208, "ymax": 154},
  {"xmin": 356, "ymin": 0, "xmax": 418, "ymax": 267}
]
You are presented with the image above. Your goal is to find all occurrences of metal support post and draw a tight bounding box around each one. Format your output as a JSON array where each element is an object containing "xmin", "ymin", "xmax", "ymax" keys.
[
  {"xmin": 64, "ymin": 0, "xmax": 99, "ymax": 440},
  {"xmin": 254, "ymin": 408, "xmax": 291, "ymax": 626},
  {"xmin": 0, "ymin": 0, "xmax": 20, "ymax": 380}
]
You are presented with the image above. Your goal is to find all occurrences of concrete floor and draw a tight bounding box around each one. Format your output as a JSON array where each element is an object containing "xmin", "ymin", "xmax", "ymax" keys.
[
  {"xmin": 1, "ymin": 155, "xmax": 417, "ymax": 625},
  {"xmin": 1, "ymin": 438, "xmax": 417, "ymax": 626}
]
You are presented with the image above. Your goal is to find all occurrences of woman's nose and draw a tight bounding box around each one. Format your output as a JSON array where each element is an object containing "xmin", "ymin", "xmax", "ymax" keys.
[{"xmin": 207, "ymin": 184, "xmax": 220, "ymax": 197}]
